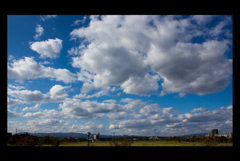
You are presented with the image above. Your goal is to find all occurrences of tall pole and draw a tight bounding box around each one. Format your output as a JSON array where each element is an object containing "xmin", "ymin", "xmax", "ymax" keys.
[
  {"xmin": 87, "ymin": 132, "xmax": 91, "ymax": 147},
  {"xmin": 154, "ymin": 129, "xmax": 156, "ymax": 139},
  {"xmin": 88, "ymin": 134, "xmax": 89, "ymax": 147}
]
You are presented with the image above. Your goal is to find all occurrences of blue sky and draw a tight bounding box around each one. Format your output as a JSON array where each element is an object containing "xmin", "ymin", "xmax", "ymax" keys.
[{"xmin": 7, "ymin": 15, "xmax": 232, "ymax": 136}]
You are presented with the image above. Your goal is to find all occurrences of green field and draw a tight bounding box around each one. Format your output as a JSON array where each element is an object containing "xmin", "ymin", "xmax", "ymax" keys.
[{"xmin": 55, "ymin": 141, "xmax": 232, "ymax": 147}]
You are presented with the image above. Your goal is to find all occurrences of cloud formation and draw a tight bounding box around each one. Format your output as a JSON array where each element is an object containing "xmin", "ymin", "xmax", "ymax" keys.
[
  {"xmin": 70, "ymin": 15, "xmax": 232, "ymax": 96},
  {"xmin": 30, "ymin": 38, "xmax": 63, "ymax": 59},
  {"xmin": 8, "ymin": 95, "xmax": 232, "ymax": 135},
  {"xmin": 40, "ymin": 15, "xmax": 57, "ymax": 21},
  {"xmin": 34, "ymin": 24, "xmax": 44, "ymax": 40},
  {"xmin": 8, "ymin": 84, "xmax": 70, "ymax": 103},
  {"xmin": 7, "ymin": 15, "xmax": 232, "ymax": 136},
  {"xmin": 8, "ymin": 57, "xmax": 76, "ymax": 83}
]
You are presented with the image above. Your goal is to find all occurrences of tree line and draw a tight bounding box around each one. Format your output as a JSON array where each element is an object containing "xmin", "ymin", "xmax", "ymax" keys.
[
  {"xmin": 7, "ymin": 133, "xmax": 232, "ymax": 146},
  {"xmin": 7, "ymin": 133, "xmax": 87, "ymax": 146}
]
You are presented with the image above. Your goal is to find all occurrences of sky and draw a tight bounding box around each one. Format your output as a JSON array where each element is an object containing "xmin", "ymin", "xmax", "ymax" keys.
[{"xmin": 7, "ymin": 15, "xmax": 233, "ymax": 136}]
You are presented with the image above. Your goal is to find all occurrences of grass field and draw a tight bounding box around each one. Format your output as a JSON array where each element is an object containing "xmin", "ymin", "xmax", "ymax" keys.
[{"xmin": 56, "ymin": 141, "xmax": 232, "ymax": 147}]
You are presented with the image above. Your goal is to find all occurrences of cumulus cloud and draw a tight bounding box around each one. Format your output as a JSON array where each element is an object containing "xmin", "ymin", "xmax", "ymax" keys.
[
  {"xmin": 8, "ymin": 57, "xmax": 76, "ymax": 83},
  {"xmin": 71, "ymin": 43, "xmax": 147, "ymax": 89},
  {"xmin": 22, "ymin": 104, "xmax": 41, "ymax": 112},
  {"xmin": 54, "ymin": 98, "xmax": 145, "ymax": 120},
  {"xmin": 30, "ymin": 38, "xmax": 63, "ymax": 59},
  {"xmin": 23, "ymin": 109, "xmax": 62, "ymax": 118},
  {"xmin": 7, "ymin": 97, "xmax": 25, "ymax": 108},
  {"xmin": 121, "ymin": 73, "xmax": 160, "ymax": 95},
  {"xmin": 70, "ymin": 15, "xmax": 232, "ymax": 96},
  {"xmin": 152, "ymin": 40, "xmax": 232, "ymax": 96},
  {"xmin": 190, "ymin": 107, "xmax": 208, "ymax": 113},
  {"xmin": 191, "ymin": 15, "xmax": 218, "ymax": 25},
  {"xmin": 56, "ymin": 98, "xmax": 232, "ymax": 134},
  {"xmin": 8, "ymin": 88, "xmax": 50, "ymax": 103},
  {"xmin": 74, "ymin": 87, "xmax": 109, "ymax": 99},
  {"xmin": 49, "ymin": 84, "xmax": 71, "ymax": 101},
  {"xmin": 8, "ymin": 110, "xmax": 22, "ymax": 118},
  {"xmin": 7, "ymin": 15, "xmax": 232, "ymax": 136},
  {"xmin": 25, "ymin": 119, "xmax": 70, "ymax": 133},
  {"xmin": 8, "ymin": 84, "xmax": 70, "ymax": 103},
  {"xmin": 34, "ymin": 24, "xmax": 44, "ymax": 40},
  {"xmin": 109, "ymin": 104, "xmax": 232, "ymax": 135},
  {"xmin": 58, "ymin": 98, "xmax": 119, "ymax": 119},
  {"xmin": 72, "ymin": 16, "xmax": 87, "ymax": 26},
  {"xmin": 8, "ymin": 92, "xmax": 232, "ymax": 135}
]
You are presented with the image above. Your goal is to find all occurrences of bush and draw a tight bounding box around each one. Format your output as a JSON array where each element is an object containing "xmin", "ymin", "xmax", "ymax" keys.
[
  {"xmin": 202, "ymin": 136, "xmax": 217, "ymax": 146},
  {"xmin": 110, "ymin": 137, "xmax": 133, "ymax": 147}
]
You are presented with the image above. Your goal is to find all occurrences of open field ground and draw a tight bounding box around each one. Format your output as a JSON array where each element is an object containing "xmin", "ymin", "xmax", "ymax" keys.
[{"xmin": 50, "ymin": 141, "xmax": 232, "ymax": 147}]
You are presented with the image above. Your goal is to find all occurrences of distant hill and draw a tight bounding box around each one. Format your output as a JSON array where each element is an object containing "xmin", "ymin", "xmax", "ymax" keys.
[
  {"xmin": 30, "ymin": 132, "xmax": 89, "ymax": 138},
  {"xmin": 179, "ymin": 133, "xmax": 208, "ymax": 137},
  {"xmin": 29, "ymin": 132, "xmax": 124, "ymax": 138},
  {"xmin": 23, "ymin": 132, "xmax": 208, "ymax": 138}
]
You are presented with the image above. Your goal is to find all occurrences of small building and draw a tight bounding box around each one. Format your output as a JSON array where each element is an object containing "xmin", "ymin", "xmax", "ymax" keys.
[
  {"xmin": 211, "ymin": 129, "xmax": 219, "ymax": 135},
  {"xmin": 93, "ymin": 132, "xmax": 100, "ymax": 141},
  {"xmin": 215, "ymin": 132, "xmax": 233, "ymax": 138}
]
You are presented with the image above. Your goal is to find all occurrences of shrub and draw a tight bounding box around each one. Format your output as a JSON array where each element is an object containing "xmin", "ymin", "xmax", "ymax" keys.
[{"xmin": 110, "ymin": 137, "xmax": 133, "ymax": 147}]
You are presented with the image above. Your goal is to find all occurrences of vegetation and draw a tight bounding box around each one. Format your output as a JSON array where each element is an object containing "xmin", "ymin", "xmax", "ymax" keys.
[
  {"xmin": 7, "ymin": 133, "xmax": 232, "ymax": 147},
  {"xmin": 7, "ymin": 133, "xmax": 87, "ymax": 147},
  {"xmin": 110, "ymin": 137, "xmax": 133, "ymax": 147}
]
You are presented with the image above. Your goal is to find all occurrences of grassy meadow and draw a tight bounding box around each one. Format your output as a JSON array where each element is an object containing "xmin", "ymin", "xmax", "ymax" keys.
[{"xmin": 54, "ymin": 141, "xmax": 232, "ymax": 147}]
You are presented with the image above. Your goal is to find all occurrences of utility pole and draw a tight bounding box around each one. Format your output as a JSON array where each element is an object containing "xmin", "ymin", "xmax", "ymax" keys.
[
  {"xmin": 154, "ymin": 129, "xmax": 156, "ymax": 140},
  {"xmin": 87, "ymin": 132, "xmax": 91, "ymax": 147}
]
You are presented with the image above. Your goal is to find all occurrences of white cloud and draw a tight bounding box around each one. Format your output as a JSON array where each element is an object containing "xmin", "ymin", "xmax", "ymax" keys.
[
  {"xmin": 190, "ymin": 107, "xmax": 207, "ymax": 113},
  {"xmin": 209, "ymin": 16, "xmax": 232, "ymax": 37},
  {"xmin": 109, "ymin": 104, "xmax": 232, "ymax": 135},
  {"xmin": 8, "ymin": 110, "xmax": 22, "ymax": 118},
  {"xmin": 70, "ymin": 15, "xmax": 232, "ymax": 96},
  {"xmin": 121, "ymin": 73, "xmax": 160, "ymax": 95},
  {"xmin": 8, "ymin": 88, "xmax": 50, "ymax": 103},
  {"xmin": 108, "ymin": 111, "xmax": 128, "ymax": 120},
  {"xmin": 148, "ymin": 40, "xmax": 232, "ymax": 96},
  {"xmin": 7, "ymin": 15, "xmax": 233, "ymax": 136},
  {"xmin": 74, "ymin": 88, "xmax": 109, "ymax": 99},
  {"xmin": 8, "ymin": 84, "xmax": 26, "ymax": 90},
  {"xmin": 34, "ymin": 24, "xmax": 44, "ymax": 40},
  {"xmin": 8, "ymin": 84, "xmax": 70, "ymax": 104},
  {"xmin": 49, "ymin": 84, "xmax": 71, "ymax": 100},
  {"xmin": 72, "ymin": 16, "xmax": 87, "ymax": 26},
  {"xmin": 103, "ymin": 99, "xmax": 117, "ymax": 104},
  {"xmin": 30, "ymin": 38, "xmax": 63, "ymax": 59},
  {"xmin": 23, "ymin": 109, "xmax": 62, "ymax": 119},
  {"xmin": 58, "ymin": 98, "xmax": 119, "ymax": 119},
  {"xmin": 69, "ymin": 121, "xmax": 104, "ymax": 133},
  {"xmin": 26, "ymin": 119, "xmax": 70, "ymax": 133},
  {"xmin": 8, "ymin": 57, "xmax": 76, "ymax": 83},
  {"xmin": 7, "ymin": 97, "xmax": 25, "ymax": 108},
  {"xmin": 8, "ymin": 89, "xmax": 232, "ymax": 135},
  {"xmin": 120, "ymin": 98, "xmax": 146, "ymax": 111},
  {"xmin": 191, "ymin": 15, "xmax": 218, "ymax": 25},
  {"xmin": 72, "ymin": 43, "xmax": 147, "ymax": 88},
  {"xmin": 40, "ymin": 15, "xmax": 57, "ymax": 21},
  {"xmin": 22, "ymin": 104, "xmax": 40, "ymax": 112},
  {"xmin": 8, "ymin": 57, "xmax": 43, "ymax": 80}
]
